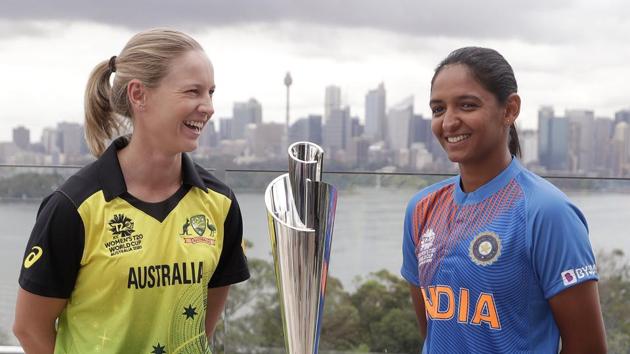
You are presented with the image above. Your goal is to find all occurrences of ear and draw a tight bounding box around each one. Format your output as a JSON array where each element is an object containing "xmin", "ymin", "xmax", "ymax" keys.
[
  {"xmin": 127, "ymin": 79, "xmax": 146, "ymax": 112},
  {"xmin": 504, "ymin": 93, "xmax": 521, "ymax": 126}
]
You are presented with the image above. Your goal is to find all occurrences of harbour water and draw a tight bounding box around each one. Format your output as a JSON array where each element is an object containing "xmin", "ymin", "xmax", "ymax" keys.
[{"xmin": 0, "ymin": 187, "xmax": 628, "ymax": 343}]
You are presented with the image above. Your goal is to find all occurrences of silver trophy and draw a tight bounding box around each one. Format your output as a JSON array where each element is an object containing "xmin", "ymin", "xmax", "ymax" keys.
[{"xmin": 265, "ymin": 142, "xmax": 338, "ymax": 354}]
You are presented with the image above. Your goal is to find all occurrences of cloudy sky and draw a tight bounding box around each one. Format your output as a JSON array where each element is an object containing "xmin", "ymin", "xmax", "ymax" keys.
[{"xmin": 0, "ymin": 0, "xmax": 629, "ymax": 142}]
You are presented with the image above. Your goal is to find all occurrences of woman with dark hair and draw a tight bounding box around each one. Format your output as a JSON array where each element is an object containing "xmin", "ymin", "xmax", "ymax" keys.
[{"xmin": 401, "ymin": 47, "xmax": 606, "ymax": 353}]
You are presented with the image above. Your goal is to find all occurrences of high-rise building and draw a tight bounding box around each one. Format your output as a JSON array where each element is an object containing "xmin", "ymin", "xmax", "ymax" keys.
[
  {"xmin": 12, "ymin": 126, "xmax": 30, "ymax": 150},
  {"xmin": 199, "ymin": 120, "xmax": 218, "ymax": 149},
  {"xmin": 289, "ymin": 114, "xmax": 322, "ymax": 145},
  {"xmin": 57, "ymin": 122, "xmax": 84, "ymax": 156},
  {"xmin": 232, "ymin": 98, "xmax": 262, "ymax": 139},
  {"xmin": 219, "ymin": 118, "xmax": 233, "ymax": 141},
  {"xmin": 611, "ymin": 122, "xmax": 630, "ymax": 176},
  {"xmin": 593, "ymin": 117, "xmax": 614, "ymax": 174},
  {"xmin": 350, "ymin": 117, "xmax": 363, "ymax": 138},
  {"xmin": 519, "ymin": 129, "xmax": 538, "ymax": 166},
  {"xmin": 387, "ymin": 96, "xmax": 414, "ymax": 151},
  {"xmin": 324, "ymin": 85, "xmax": 341, "ymax": 123},
  {"xmin": 41, "ymin": 127, "xmax": 59, "ymax": 154},
  {"xmin": 548, "ymin": 117, "xmax": 569, "ymax": 171},
  {"xmin": 566, "ymin": 109, "xmax": 595, "ymax": 173},
  {"xmin": 614, "ymin": 109, "xmax": 630, "ymax": 126},
  {"xmin": 365, "ymin": 83, "xmax": 386, "ymax": 141},
  {"xmin": 324, "ymin": 106, "xmax": 350, "ymax": 153},
  {"xmin": 308, "ymin": 115, "xmax": 323, "ymax": 146},
  {"xmin": 537, "ymin": 105, "xmax": 554, "ymax": 169}
]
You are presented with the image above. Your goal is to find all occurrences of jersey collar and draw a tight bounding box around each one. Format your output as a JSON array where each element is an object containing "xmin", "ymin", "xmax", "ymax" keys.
[
  {"xmin": 98, "ymin": 137, "xmax": 207, "ymax": 202},
  {"xmin": 454, "ymin": 156, "xmax": 523, "ymax": 205}
]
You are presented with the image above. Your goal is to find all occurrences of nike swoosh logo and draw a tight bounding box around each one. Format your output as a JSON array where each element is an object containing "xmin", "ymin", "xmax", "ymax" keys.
[{"xmin": 24, "ymin": 246, "xmax": 43, "ymax": 269}]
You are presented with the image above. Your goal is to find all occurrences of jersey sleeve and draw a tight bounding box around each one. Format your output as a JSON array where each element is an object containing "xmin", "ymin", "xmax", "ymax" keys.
[
  {"xmin": 529, "ymin": 197, "xmax": 598, "ymax": 299},
  {"xmin": 401, "ymin": 196, "xmax": 420, "ymax": 286},
  {"xmin": 18, "ymin": 191, "xmax": 85, "ymax": 298},
  {"xmin": 208, "ymin": 192, "xmax": 250, "ymax": 288}
]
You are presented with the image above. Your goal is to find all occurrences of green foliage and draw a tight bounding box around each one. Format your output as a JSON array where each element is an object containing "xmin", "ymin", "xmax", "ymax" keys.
[
  {"xmin": 350, "ymin": 270, "xmax": 422, "ymax": 352},
  {"xmin": 212, "ymin": 261, "xmax": 422, "ymax": 353},
  {"xmin": 213, "ymin": 250, "xmax": 630, "ymax": 353},
  {"xmin": 0, "ymin": 172, "xmax": 65, "ymax": 199},
  {"xmin": 597, "ymin": 249, "xmax": 630, "ymax": 353}
]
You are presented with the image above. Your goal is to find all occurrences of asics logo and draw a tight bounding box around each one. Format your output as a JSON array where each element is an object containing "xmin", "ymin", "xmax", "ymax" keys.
[{"xmin": 23, "ymin": 246, "xmax": 43, "ymax": 269}]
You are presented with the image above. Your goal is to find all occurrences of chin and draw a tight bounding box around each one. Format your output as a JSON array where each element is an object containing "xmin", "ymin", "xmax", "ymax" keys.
[{"xmin": 178, "ymin": 140, "xmax": 199, "ymax": 153}]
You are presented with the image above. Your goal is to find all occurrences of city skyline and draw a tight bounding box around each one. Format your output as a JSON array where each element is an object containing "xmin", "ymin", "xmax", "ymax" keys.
[
  {"xmin": 1, "ymin": 1, "xmax": 629, "ymax": 141},
  {"xmin": 4, "ymin": 99, "xmax": 630, "ymax": 177}
]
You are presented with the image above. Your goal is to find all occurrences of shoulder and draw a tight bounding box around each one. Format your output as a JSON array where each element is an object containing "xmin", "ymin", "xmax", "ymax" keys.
[
  {"xmin": 515, "ymin": 169, "xmax": 582, "ymax": 217},
  {"xmin": 56, "ymin": 160, "xmax": 103, "ymax": 208},
  {"xmin": 514, "ymin": 168, "xmax": 588, "ymax": 238},
  {"xmin": 193, "ymin": 163, "xmax": 235, "ymax": 201}
]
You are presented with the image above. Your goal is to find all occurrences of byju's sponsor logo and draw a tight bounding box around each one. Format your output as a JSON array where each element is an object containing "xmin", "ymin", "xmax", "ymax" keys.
[
  {"xmin": 561, "ymin": 264, "xmax": 597, "ymax": 286},
  {"xmin": 561, "ymin": 269, "xmax": 577, "ymax": 286}
]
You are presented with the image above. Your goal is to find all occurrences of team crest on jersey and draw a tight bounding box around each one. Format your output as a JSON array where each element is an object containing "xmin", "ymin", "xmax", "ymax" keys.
[
  {"xmin": 469, "ymin": 231, "xmax": 501, "ymax": 266},
  {"xmin": 180, "ymin": 215, "xmax": 216, "ymax": 246}
]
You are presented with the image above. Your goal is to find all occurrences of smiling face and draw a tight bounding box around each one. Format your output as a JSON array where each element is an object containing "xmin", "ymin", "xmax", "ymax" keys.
[
  {"xmin": 429, "ymin": 64, "xmax": 511, "ymax": 169},
  {"xmin": 137, "ymin": 50, "xmax": 215, "ymax": 154}
]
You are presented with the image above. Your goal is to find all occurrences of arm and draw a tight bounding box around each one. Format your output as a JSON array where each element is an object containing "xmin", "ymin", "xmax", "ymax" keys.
[
  {"xmin": 205, "ymin": 285, "xmax": 230, "ymax": 339},
  {"xmin": 13, "ymin": 287, "xmax": 67, "ymax": 354},
  {"xmin": 409, "ymin": 285, "xmax": 427, "ymax": 338},
  {"xmin": 548, "ymin": 280, "xmax": 606, "ymax": 354}
]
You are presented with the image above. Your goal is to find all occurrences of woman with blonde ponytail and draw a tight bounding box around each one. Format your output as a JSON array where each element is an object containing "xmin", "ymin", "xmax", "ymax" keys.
[{"xmin": 14, "ymin": 28, "xmax": 250, "ymax": 354}]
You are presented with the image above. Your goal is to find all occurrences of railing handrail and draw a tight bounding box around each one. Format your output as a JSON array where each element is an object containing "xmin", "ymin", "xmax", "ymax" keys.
[
  {"xmin": 0, "ymin": 346, "xmax": 23, "ymax": 353},
  {"xmin": 1, "ymin": 163, "xmax": 629, "ymax": 181}
]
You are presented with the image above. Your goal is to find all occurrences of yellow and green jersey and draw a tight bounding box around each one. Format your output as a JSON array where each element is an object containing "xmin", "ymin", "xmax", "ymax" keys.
[{"xmin": 19, "ymin": 138, "xmax": 250, "ymax": 354}]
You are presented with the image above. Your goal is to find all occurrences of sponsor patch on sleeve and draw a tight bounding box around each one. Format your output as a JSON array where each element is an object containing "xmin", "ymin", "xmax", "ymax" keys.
[{"xmin": 561, "ymin": 264, "xmax": 597, "ymax": 287}]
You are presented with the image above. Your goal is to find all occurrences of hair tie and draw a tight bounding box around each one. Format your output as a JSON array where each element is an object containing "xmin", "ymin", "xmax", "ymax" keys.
[{"xmin": 108, "ymin": 55, "xmax": 117, "ymax": 73}]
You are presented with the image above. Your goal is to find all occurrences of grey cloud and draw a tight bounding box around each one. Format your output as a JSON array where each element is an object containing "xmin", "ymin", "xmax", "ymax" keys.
[{"xmin": 2, "ymin": 0, "xmax": 578, "ymax": 42}]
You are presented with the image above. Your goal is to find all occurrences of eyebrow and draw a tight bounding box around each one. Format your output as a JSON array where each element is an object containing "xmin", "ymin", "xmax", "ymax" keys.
[{"xmin": 429, "ymin": 94, "xmax": 481, "ymax": 105}]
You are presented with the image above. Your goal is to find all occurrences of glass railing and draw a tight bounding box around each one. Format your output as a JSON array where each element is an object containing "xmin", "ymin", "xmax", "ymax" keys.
[{"xmin": 1, "ymin": 165, "xmax": 629, "ymax": 353}]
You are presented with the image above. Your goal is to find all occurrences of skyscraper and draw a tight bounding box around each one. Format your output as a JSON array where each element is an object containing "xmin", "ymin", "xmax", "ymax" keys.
[
  {"xmin": 566, "ymin": 109, "xmax": 594, "ymax": 173},
  {"xmin": 219, "ymin": 118, "xmax": 233, "ymax": 141},
  {"xmin": 548, "ymin": 117, "xmax": 569, "ymax": 171},
  {"xmin": 387, "ymin": 96, "xmax": 414, "ymax": 151},
  {"xmin": 232, "ymin": 98, "xmax": 262, "ymax": 139},
  {"xmin": 324, "ymin": 85, "xmax": 341, "ymax": 123},
  {"xmin": 324, "ymin": 106, "xmax": 350, "ymax": 152},
  {"xmin": 537, "ymin": 106, "xmax": 554, "ymax": 169},
  {"xmin": 365, "ymin": 83, "xmax": 386, "ymax": 141},
  {"xmin": 57, "ymin": 122, "xmax": 84, "ymax": 156},
  {"xmin": 12, "ymin": 126, "xmax": 30, "ymax": 150},
  {"xmin": 615, "ymin": 109, "xmax": 630, "ymax": 126}
]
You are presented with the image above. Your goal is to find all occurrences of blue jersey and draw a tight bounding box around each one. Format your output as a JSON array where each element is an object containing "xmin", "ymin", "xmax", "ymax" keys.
[{"xmin": 401, "ymin": 158, "xmax": 598, "ymax": 353}]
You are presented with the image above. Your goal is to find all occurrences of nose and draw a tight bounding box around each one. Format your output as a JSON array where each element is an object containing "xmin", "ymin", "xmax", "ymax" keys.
[
  {"xmin": 199, "ymin": 101, "xmax": 214, "ymax": 120},
  {"xmin": 441, "ymin": 109, "xmax": 461, "ymax": 132}
]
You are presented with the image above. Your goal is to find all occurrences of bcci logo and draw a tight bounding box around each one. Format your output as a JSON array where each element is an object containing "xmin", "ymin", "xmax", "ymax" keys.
[
  {"xmin": 109, "ymin": 214, "xmax": 135, "ymax": 237},
  {"xmin": 180, "ymin": 215, "xmax": 216, "ymax": 245},
  {"xmin": 469, "ymin": 231, "xmax": 501, "ymax": 266}
]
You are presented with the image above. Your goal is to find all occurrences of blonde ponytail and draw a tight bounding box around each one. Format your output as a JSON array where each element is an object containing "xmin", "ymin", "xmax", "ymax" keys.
[{"xmin": 84, "ymin": 60, "xmax": 121, "ymax": 157}]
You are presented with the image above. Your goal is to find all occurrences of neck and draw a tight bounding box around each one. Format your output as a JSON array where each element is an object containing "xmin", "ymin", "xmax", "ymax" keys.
[
  {"xmin": 117, "ymin": 134, "xmax": 183, "ymax": 202},
  {"xmin": 458, "ymin": 149, "xmax": 512, "ymax": 193}
]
